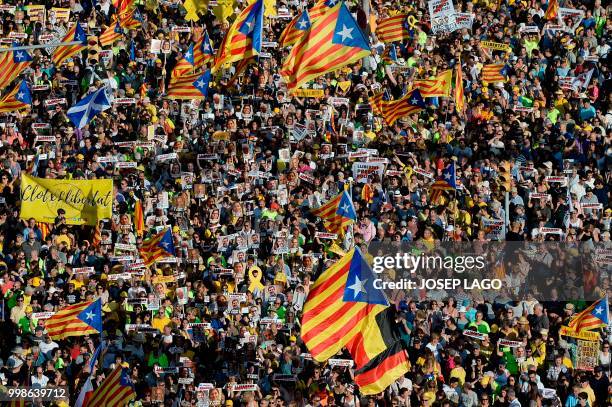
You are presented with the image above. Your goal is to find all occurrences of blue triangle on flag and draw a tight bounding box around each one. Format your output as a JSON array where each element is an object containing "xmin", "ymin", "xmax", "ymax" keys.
[
  {"xmin": 332, "ymin": 3, "xmax": 370, "ymax": 50},
  {"xmin": 343, "ymin": 248, "xmax": 389, "ymax": 305},
  {"xmin": 77, "ymin": 299, "xmax": 102, "ymax": 332}
]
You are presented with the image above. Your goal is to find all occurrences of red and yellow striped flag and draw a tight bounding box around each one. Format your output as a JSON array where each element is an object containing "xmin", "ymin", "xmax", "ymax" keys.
[
  {"xmin": 310, "ymin": 190, "xmax": 355, "ymax": 235},
  {"xmin": 375, "ymin": 14, "xmax": 410, "ymax": 43},
  {"xmin": 413, "ymin": 69, "xmax": 452, "ymax": 97},
  {"xmin": 139, "ymin": 228, "xmax": 176, "ymax": 266},
  {"xmin": 0, "ymin": 80, "xmax": 31, "ymax": 113},
  {"xmin": 99, "ymin": 12, "xmax": 141, "ymax": 47},
  {"xmin": 212, "ymin": 0, "xmax": 264, "ymax": 73},
  {"xmin": 301, "ymin": 248, "xmax": 389, "ymax": 361},
  {"xmin": 134, "ymin": 200, "xmax": 145, "ymax": 237},
  {"xmin": 0, "ymin": 49, "xmax": 33, "ymax": 92},
  {"xmin": 172, "ymin": 31, "xmax": 215, "ymax": 79},
  {"xmin": 280, "ymin": 2, "xmax": 371, "ymax": 91},
  {"xmin": 52, "ymin": 24, "xmax": 87, "ymax": 66},
  {"xmin": 368, "ymin": 89, "xmax": 426, "ymax": 126},
  {"xmin": 545, "ymin": 0, "xmax": 559, "ymax": 20},
  {"xmin": 279, "ymin": 0, "xmax": 335, "ymax": 47},
  {"xmin": 167, "ymin": 71, "xmax": 208, "ymax": 100},
  {"xmin": 455, "ymin": 58, "xmax": 465, "ymax": 116},
  {"xmin": 87, "ymin": 366, "xmax": 136, "ymax": 407},
  {"xmin": 481, "ymin": 63, "xmax": 507, "ymax": 83},
  {"xmin": 45, "ymin": 299, "xmax": 102, "ymax": 340},
  {"xmin": 568, "ymin": 296, "xmax": 609, "ymax": 333}
]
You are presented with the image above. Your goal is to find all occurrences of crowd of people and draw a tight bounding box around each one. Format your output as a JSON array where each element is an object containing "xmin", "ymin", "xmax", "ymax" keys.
[{"xmin": 0, "ymin": 0, "xmax": 609, "ymax": 405}]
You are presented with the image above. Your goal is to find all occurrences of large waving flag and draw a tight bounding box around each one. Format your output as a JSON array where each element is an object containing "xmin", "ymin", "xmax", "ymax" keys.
[
  {"xmin": 311, "ymin": 190, "xmax": 356, "ymax": 235},
  {"xmin": 52, "ymin": 23, "xmax": 87, "ymax": 66},
  {"xmin": 0, "ymin": 79, "xmax": 31, "ymax": 113},
  {"xmin": 300, "ymin": 247, "xmax": 410, "ymax": 395},
  {"xmin": 301, "ymin": 248, "xmax": 389, "ymax": 361},
  {"xmin": 67, "ymin": 87, "xmax": 113, "ymax": 129},
  {"xmin": 455, "ymin": 57, "xmax": 465, "ymax": 116},
  {"xmin": 375, "ymin": 14, "xmax": 410, "ymax": 43},
  {"xmin": 281, "ymin": 2, "xmax": 371, "ymax": 91},
  {"xmin": 212, "ymin": 0, "xmax": 264, "ymax": 73},
  {"xmin": 45, "ymin": 299, "xmax": 102, "ymax": 340},
  {"xmin": 172, "ymin": 31, "xmax": 215, "ymax": 79},
  {"xmin": 368, "ymin": 89, "xmax": 426, "ymax": 125},
  {"xmin": 481, "ymin": 63, "xmax": 508, "ymax": 83},
  {"xmin": 279, "ymin": 0, "xmax": 337, "ymax": 47},
  {"xmin": 568, "ymin": 296, "xmax": 609, "ymax": 333},
  {"xmin": 139, "ymin": 228, "xmax": 176, "ymax": 266},
  {"xmin": 87, "ymin": 365, "xmax": 136, "ymax": 407},
  {"xmin": 0, "ymin": 47, "xmax": 33, "ymax": 91},
  {"xmin": 413, "ymin": 69, "xmax": 452, "ymax": 97},
  {"xmin": 168, "ymin": 70, "xmax": 211, "ymax": 100}
]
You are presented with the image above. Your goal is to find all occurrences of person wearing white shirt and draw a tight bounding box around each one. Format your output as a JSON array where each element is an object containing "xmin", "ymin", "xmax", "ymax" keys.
[{"xmin": 31, "ymin": 366, "xmax": 49, "ymax": 388}]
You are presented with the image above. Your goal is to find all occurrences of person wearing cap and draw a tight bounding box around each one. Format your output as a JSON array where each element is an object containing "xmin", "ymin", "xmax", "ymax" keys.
[{"xmin": 589, "ymin": 366, "xmax": 609, "ymax": 406}]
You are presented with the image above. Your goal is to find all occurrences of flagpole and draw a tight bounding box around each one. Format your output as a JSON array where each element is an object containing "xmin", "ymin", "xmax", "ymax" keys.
[{"xmin": 0, "ymin": 41, "xmax": 84, "ymax": 52}]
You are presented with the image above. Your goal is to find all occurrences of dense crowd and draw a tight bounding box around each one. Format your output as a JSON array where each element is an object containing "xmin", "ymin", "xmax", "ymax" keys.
[{"xmin": 0, "ymin": 0, "xmax": 609, "ymax": 406}]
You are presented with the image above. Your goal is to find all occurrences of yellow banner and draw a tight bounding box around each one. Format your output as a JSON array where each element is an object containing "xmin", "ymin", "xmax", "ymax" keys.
[
  {"xmin": 559, "ymin": 325, "xmax": 600, "ymax": 342},
  {"xmin": 25, "ymin": 5, "xmax": 46, "ymax": 22},
  {"xmin": 50, "ymin": 7, "xmax": 71, "ymax": 23},
  {"xmin": 20, "ymin": 175, "xmax": 112, "ymax": 226},
  {"xmin": 480, "ymin": 41, "xmax": 511, "ymax": 52},
  {"xmin": 291, "ymin": 88, "xmax": 324, "ymax": 98}
]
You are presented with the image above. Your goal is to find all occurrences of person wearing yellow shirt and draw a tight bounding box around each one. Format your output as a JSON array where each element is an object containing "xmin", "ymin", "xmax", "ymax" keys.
[
  {"xmin": 449, "ymin": 356, "xmax": 466, "ymax": 385},
  {"xmin": 530, "ymin": 335, "xmax": 546, "ymax": 368},
  {"xmin": 553, "ymin": 89, "xmax": 571, "ymax": 116},
  {"xmin": 151, "ymin": 306, "xmax": 172, "ymax": 332},
  {"xmin": 578, "ymin": 376, "xmax": 596, "ymax": 407}
]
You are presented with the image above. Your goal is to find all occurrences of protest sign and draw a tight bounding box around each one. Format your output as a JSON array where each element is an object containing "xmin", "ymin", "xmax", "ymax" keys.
[{"xmin": 20, "ymin": 175, "xmax": 112, "ymax": 226}]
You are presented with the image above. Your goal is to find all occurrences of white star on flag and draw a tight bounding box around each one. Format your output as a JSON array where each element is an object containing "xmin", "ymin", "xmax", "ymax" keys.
[
  {"xmin": 196, "ymin": 80, "xmax": 205, "ymax": 88},
  {"xmin": 17, "ymin": 92, "xmax": 24, "ymax": 100},
  {"xmin": 298, "ymin": 19, "xmax": 308, "ymax": 29},
  {"xmin": 244, "ymin": 20, "xmax": 253, "ymax": 33},
  {"xmin": 85, "ymin": 311, "xmax": 94, "ymax": 320},
  {"xmin": 204, "ymin": 43, "xmax": 212, "ymax": 52},
  {"xmin": 337, "ymin": 25, "xmax": 354, "ymax": 42},
  {"xmin": 341, "ymin": 203, "xmax": 350, "ymax": 213},
  {"xmin": 444, "ymin": 173, "xmax": 451, "ymax": 180},
  {"xmin": 411, "ymin": 98, "xmax": 418, "ymax": 104},
  {"xmin": 15, "ymin": 51, "xmax": 24, "ymax": 61},
  {"xmin": 184, "ymin": 51, "xmax": 192, "ymax": 60},
  {"xmin": 595, "ymin": 306, "xmax": 603, "ymax": 315},
  {"xmin": 348, "ymin": 276, "xmax": 367, "ymax": 299}
]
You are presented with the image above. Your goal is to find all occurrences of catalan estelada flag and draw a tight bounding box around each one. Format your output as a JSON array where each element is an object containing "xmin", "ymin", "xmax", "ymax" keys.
[
  {"xmin": 167, "ymin": 70, "xmax": 211, "ymax": 100},
  {"xmin": 134, "ymin": 200, "xmax": 145, "ymax": 237},
  {"xmin": 368, "ymin": 89, "xmax": 426, "ymax": 125},
  {"xmin": 281, "ymin": 2, "xmax": 370, "ymax": 91},
  {"xmin": 301, "ymin": 247, "xmax": 389, "ymax": 361},
  {"xmin": 481, "ymin": 63, "xmax": 508, "ymax": 83},
  {"xmin": 52, "ymin": 23, "xmax": 87, "ymax": 67},
  {"xmin": 430, "ymin": 162, "xmax": 457, "ymax": 203},
  {"xmin": 413, "ymin": 69, "xmax": 452, "ymax": 97},
  {"xmin": 279, "ymin": 0, "xmax": 336, "ymax": 47},
  {"xmin": 382, "ymin": 44, "xmax": 398, "ymax": 65},
  {"xmin": 172, "ymin": 31, "xmax": 215, "ymax": 79},
  {"xmin": 87, "ymin": 365, "xmax": 136, "ymax": 407},
  {"xmin": 545, "ymin": 0, "xmax": 559, "ymax": 20},
  {"xmin": 212, "ymin": 0, "xmax": 264, "ymax": 73},
  {"xmin": 99, "ymin": 11, "xmax": 141, "ymax": 47},
  {"xmin": 311, "ymin": 190, "xmax": 356, "ymax": 235},
  {"xmin": 45, "ymin": 299, "xmax": 102, "ymax": 340},
  {"xmin": 139, "ymin": 228, "xmax": 176, "ymax": 266},
  {"xmin": 455, "ymin": 57, "xmax": 465, "ymax": 115},
  {"xmin": 568, "ymin": 296, "xmax": 609, "ymax": 333},
  {"xmin": 0, "ymin": 47, "xmax": 33, "ymax": 91},
  {"xmin": 0, "ymin": 79, "xmax": 31, "ymax": 113},
  {"xmin": 375, "ymin": 14, "xmax": 410, "ymax": 43}
]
